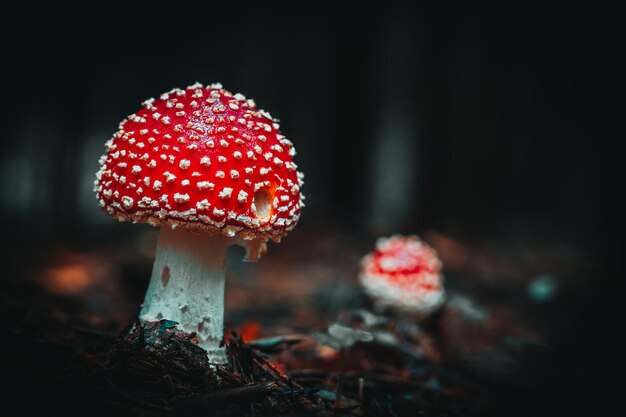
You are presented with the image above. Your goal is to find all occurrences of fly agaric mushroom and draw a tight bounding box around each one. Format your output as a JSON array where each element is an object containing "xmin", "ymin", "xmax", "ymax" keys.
[
  {"xmin": 359, "ymin": 235, "xmax": 444, "ymax": 316},
  {"xmin": 94, "ymin": 82, "xmax": 304, "ymax": 363}
]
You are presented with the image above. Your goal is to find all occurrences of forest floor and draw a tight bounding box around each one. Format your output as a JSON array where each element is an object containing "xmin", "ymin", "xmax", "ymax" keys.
[{"xmin": 1, "ymin": 222, "xmax": 616, "ymax": 416}]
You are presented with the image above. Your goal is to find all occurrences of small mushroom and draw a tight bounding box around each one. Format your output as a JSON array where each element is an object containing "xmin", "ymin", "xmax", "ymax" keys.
[
  {"xmin": 359, "ymin": 235, "xmax": 445, "ymax": 317},
  {"xmin": 94, "ymin": 83, "xmax": 304, "ymax": 363}
]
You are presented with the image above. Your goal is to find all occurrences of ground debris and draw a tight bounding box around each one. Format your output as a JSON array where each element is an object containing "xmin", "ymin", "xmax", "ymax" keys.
[
  {"xmin": 2, "ymin": 232, "xmax": 554, "ymax": 417},
  {"xmin": 95, "ymin": 321, "xmax": 486, "ymax": 416},
  {"xmin": 101, "ymin": 322, "xmax": 354, "ymax": 416}
]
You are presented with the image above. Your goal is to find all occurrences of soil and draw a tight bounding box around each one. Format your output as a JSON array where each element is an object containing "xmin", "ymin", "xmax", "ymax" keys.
[{"xmin": 1, "ymin": 223, "xmax": 619, "ymax": 416}]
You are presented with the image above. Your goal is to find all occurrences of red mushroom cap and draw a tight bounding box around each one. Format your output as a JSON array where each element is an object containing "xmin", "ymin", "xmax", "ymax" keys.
[
  {"xmin": 359, "ymin": 235, "xmax": 445, "ymax": 314},
  {"xmin": 94, "ymin": 83, "xmax": 304, "ymax": 242}
]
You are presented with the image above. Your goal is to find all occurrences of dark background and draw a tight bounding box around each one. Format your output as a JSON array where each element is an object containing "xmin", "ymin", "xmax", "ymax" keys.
[
  {"xmin": 1, "ymin": 3, "xmax": 619, "ymax": 251},
  {"xmin": 1, "ymin": 2, "xmax": 622, "ymax": 415}
]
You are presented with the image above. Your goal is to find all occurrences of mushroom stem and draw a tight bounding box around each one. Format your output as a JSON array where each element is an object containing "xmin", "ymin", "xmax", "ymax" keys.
[{"xmin": 140, "ymin": 226, "xmax": 229, "ymax": 364}]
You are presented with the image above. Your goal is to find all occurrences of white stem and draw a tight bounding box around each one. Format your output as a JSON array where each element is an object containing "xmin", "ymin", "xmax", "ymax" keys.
[{"xmin": 140, "ymin": 226, "xmax": 229, "ymax": 363}]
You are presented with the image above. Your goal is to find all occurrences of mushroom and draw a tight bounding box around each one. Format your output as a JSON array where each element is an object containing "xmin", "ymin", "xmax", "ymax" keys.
[
  {"xmin": 359, "ymin": 235, "xmax": 445, "ymax": 316},
  {"xmin": 94, "ymin": 83, "xmax": 304, "ymax": 363}
]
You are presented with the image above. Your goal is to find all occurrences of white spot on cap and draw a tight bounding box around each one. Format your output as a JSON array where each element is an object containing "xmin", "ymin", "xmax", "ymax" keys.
[
  {"xmin": 143, "ymin": 98, "xmax": 155, "ymax": 109},
  {"xmin": 164, "ymin": 172, "xmax": 176, "ymax": 183},
  {"xmin": 233, "ymin": 151, "xmax": 242, "ymax": 159},
  {"xmin": 153, "ymin": 180, "xmax": 162, "ymax": 190},
  {"xmin": 196, "ymin": 199, "xmax": 210, "ymax": 210},
  {"xmin": 230, "ymin": 170, "xmax": 240, "ymax": 179},
  {"xmin": 179, "ymin": 159, "xmax": 191, "ymax": 170},
  {"xmin": 216, "ymin": 171, "xmax": 225, "ymax": 178},
  {"xmin": 197, "ymin": 181, "xmax": 214, "ymax": 190},
  {"xmin": 181, "ymin": 179, "xmax": 190, "ymax": 186},
  {"xmin": 213, "ymin": 208, "xmax": 225, "ymax": 217},
  {"xmin": 131, "ymin": 165, "xmax": 142, "ymax": 175},
  {"xmin": 218, "ymin": 187, "xmax": 233, "ymax": 199},
  {"xmin": 237, "ymin": 190, "xmax": 248, "ymax": 203},
  {"xmin": 122, "ymin": 196, "xmax": 134, "ymax": 208},
  {"xmin": 200, "ymin": 156, "xmax": 211, "ymax": 166},
  {"xmin": 174, "ymin": 193, "xmax": 190, "ymax": 203},
  {"xmin": 218, "ymin": 156, "xmax": 227, "ymax": 163},
  {"xmin": 254, "ymin": 181, "xmax": 270, "ymax": 191}
]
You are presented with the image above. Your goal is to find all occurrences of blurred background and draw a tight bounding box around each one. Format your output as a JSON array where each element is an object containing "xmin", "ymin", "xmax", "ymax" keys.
[
  {"xmin": 1, "ymin": 3, "xmax": 618, "ymax": 254},
  {"xmin": 0, "ymin": 2, "xmax": 619, "ymax": 252},
  {"xmin": 0, "ymin": 2, "xmax": 621, "ymax": 415}
]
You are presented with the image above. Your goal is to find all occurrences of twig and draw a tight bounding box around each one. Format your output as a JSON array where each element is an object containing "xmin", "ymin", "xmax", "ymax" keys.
[
  {"xmin": 252, "ymin": 351, "xmax": 303, "ymax": 389},
  {"xmin": 358, "ymin": 377, "xmax": 364, "ymax": 404},
  {"xmin": 173, "ymin": 381, "xmax": 277, "ymax": 411}
]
